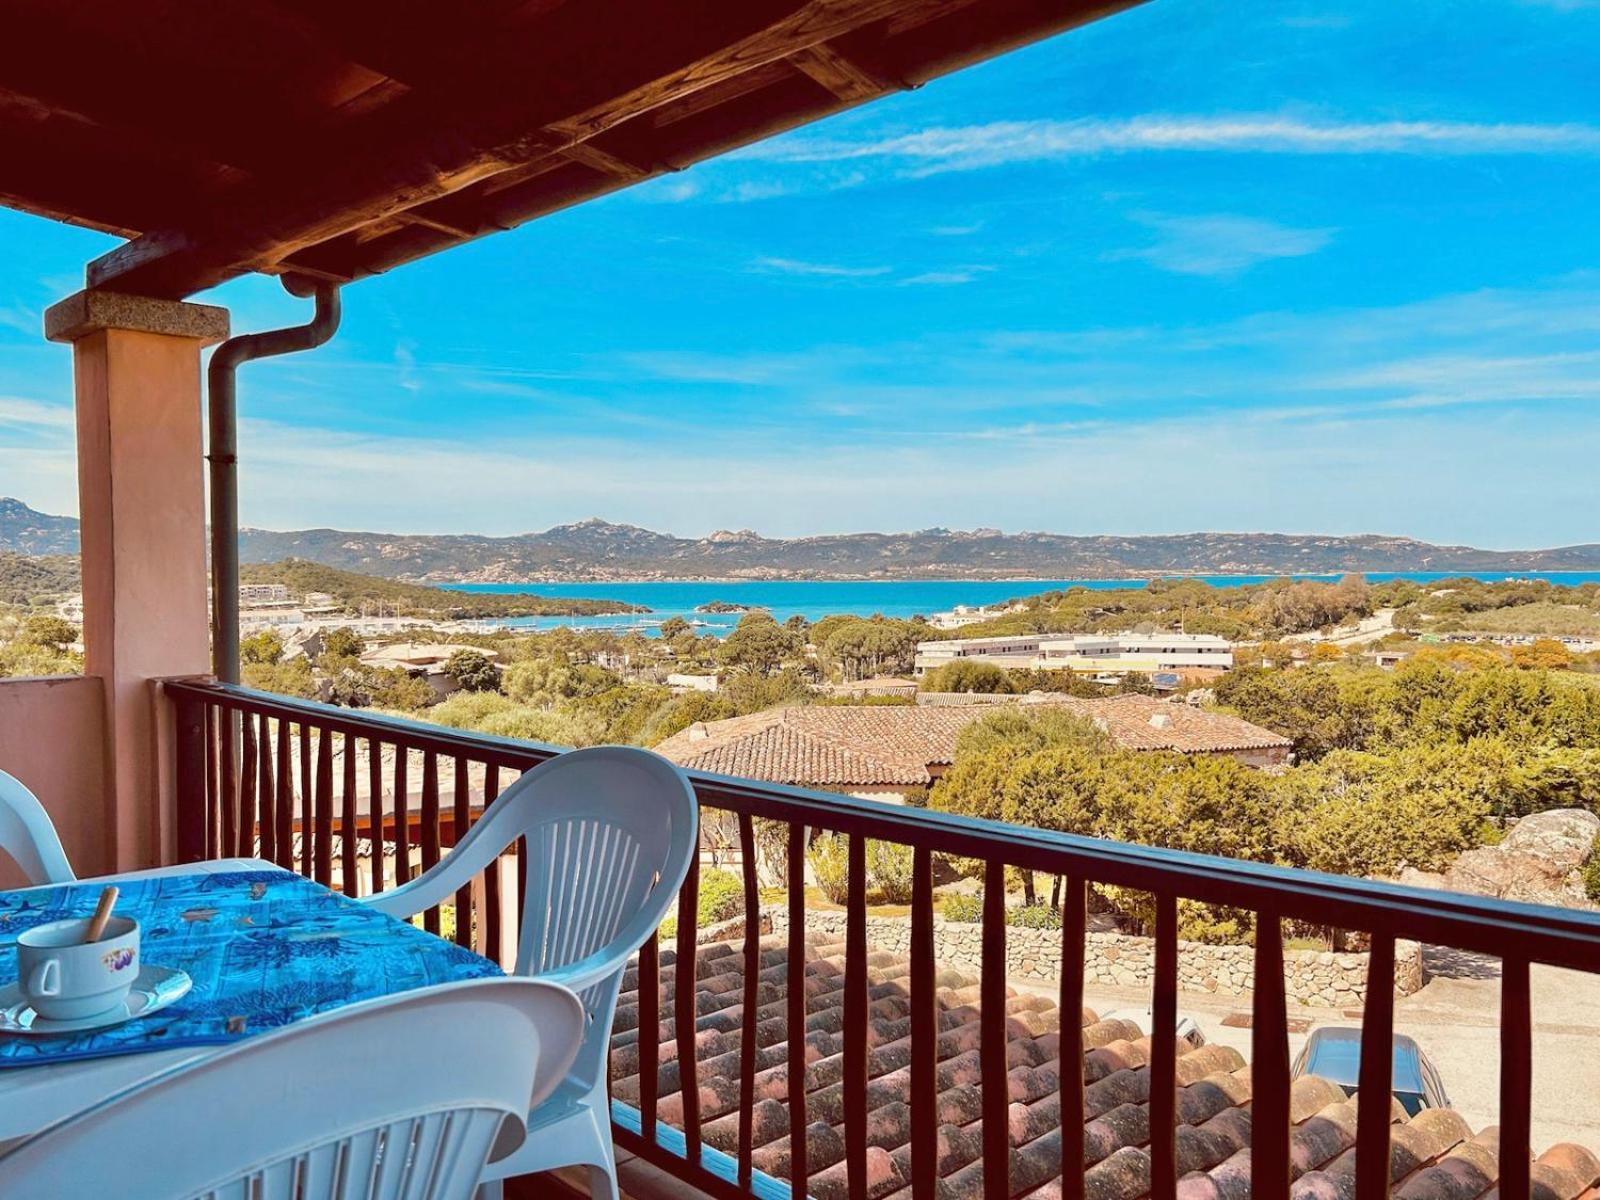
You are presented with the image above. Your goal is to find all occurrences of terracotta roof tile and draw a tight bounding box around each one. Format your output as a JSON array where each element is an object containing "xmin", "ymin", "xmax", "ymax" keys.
[
  {"xmin": 654, "ymin": 697, "xmax": 1291, "ymax": 788},
  {"xmin": 608, "ymin": 935, "xmax": 1593, "ymax": 1200}
]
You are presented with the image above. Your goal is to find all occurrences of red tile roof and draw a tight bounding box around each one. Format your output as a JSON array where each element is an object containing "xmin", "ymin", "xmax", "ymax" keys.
[
  {"xmin": 653, "ymin": 697, "xmax": 1291, "ymax": 789},
  {"xmin": 608, "ymin": 936, "xmax": 1600, "ymax": 1200}
]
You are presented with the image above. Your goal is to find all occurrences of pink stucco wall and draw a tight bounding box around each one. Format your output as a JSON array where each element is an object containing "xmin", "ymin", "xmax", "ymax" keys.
[{"xmin": 0, "ymin": 675, "xmax": 110, "ymax": 888}]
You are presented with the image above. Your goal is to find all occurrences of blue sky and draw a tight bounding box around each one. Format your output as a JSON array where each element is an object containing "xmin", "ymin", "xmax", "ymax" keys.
[{"xmin": 2, "ymin": 1, "xmax": 1598, "ymax": 547}]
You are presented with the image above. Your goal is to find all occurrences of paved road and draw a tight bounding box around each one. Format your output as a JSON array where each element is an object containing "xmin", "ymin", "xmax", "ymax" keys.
[{"xmin": 1069, "ymin": 951, "xmax": 1600, "ymax": 1155}]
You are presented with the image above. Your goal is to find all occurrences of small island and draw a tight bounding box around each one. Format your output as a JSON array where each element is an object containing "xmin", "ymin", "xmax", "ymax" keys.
[{"xmin": 696, "ymin": 600, "xmax": 768, "ymax": 614}]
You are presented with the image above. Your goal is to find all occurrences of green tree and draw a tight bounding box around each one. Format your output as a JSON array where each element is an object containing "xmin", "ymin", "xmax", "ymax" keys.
[
  {"xmin": 919, "ymin": 660, "xmax": 1017, "ymax": 694},
  {"xmin": 239, "ymin": 629, "xmax": 284, "ymax": 666},
  {"xmin": 20, "ymin": 615, "xmax": 78, "ymax": 651},
  {"xmin": 718, "ymin": 612, "xmax": 799, "ymax": 677},
  {"xmin": 320, "ymin": 627, "xmax": 365, "ymax": 659},
  {"xmin": 658, "ymin": 616, "xmax": 691, "ymax": 640},
  {"xmin": 444, "ymin": 648, "xmax": 500, "ymax": 693}
]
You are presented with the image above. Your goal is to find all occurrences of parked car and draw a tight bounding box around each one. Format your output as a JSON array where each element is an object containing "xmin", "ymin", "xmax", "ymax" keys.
[
  {"xmin": 1290, "ymin": 1027, "xmax": 1449, "ymax": 1115},
  {"xmin": 1102, "ymin": 1007, "xmax": 1207, "ymax": 1050}
]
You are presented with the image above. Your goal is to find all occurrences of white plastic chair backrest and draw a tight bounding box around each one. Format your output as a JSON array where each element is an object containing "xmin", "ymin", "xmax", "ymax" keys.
[
  {"xmin": 362, "ymin": 746, "xmax": 698, "ymax": 1091},
  {"xmin": 0, "ymin": 768, "xmax": 75, "ymax": 886},
  {"xmin": 0, "ymin": 978, "xmax": 584, "ymax": 1200}
]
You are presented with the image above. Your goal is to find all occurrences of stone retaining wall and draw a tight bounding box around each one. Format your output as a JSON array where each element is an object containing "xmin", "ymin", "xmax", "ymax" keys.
[{"xmin": 763, "ymin": 906, "xmax": 1422, "ymax": 1008}]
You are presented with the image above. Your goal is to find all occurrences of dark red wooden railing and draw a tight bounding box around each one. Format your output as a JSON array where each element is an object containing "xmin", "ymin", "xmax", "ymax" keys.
[{"xmin": 167, "ymin": 679, "xmax": 1600, "ymax": 1200}]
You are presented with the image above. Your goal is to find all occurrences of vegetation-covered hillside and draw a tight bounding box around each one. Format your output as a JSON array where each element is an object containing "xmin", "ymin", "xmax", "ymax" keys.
[
  {"xmin": 0, "ymin": 553, "xmax": 80, "ymax": 606},
  {"xmin": 238, "ymin": 560, "xmax": 643, "ymax": 618}
]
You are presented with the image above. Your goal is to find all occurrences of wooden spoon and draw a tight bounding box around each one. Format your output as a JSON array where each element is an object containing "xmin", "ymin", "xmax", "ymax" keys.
[{"xmin": 84, "ymin": 885, "xmax": 120, "ymax": 943}]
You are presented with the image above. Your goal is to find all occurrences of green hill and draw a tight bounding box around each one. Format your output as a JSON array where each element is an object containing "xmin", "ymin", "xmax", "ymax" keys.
[
  {"xmin": 238, "ymin": 559, "xmax": 642, "ymax": 619},
  {"xmin": 0, "ymin": 553, "xmax": 80, "ymax": 605}
]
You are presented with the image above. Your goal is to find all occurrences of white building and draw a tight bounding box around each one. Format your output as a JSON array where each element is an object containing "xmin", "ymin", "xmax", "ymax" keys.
[
  {"xmin": 927, "ymin": 602, "xmax": 1025, "ymax": 630},
  {"xmin": 239, "ymin": 582, "xmax": 292, "ymax": 605},
  {"xmin": 914, "ymin": 631, "xmax": 1233, "ymax": 676}
]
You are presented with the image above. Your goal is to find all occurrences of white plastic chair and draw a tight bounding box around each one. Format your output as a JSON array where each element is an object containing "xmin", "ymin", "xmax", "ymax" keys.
[
  {"xmin": 0, "ymin": 977, "xmax": 584, "ymax": 1200},
  {"xmin": 0, "ymin": 768, "xmax": 75, "ymax": 886},
  {"xmin": 360, "ymin": 746, "xmax": 699, "ymax": 1200}
]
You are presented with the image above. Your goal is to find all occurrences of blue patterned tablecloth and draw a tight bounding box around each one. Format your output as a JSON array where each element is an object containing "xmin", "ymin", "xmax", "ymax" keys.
[{"xmin": 0, "ymin": 868, "xmax": 501, "ymax": 1066}]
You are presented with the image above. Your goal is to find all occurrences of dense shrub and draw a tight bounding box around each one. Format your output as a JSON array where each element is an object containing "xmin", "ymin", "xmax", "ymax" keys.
[
  {"xmin": 1585, "ymin": 834, "xmax": 1600, "ymax": 903},
  {"xmin": 698, "ymin": 868, "xmax": 745, "ymax": 924},
  {"xmin": 660, "ymin": 867, "xmax": 744, "ymax": 939},
  {"xmin": 807, "ymin": 833, "xmax": 852, "ymax": 905},
  {"xmin": 866, "ymin": 840, "xmax": 915, "ymax": 903},
  {"xmin": 1007, "ymin": 903, "xmax": 1061, "ymax": 930},
  {"xmin": 942, "ymin": 892, "xmax": 982, "ymax": 923}
]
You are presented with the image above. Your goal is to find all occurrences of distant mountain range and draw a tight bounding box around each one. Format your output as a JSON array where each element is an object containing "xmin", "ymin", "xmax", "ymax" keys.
[{"xmin": 4, "ymin": 498, "xmax": 1597, "ymax": 582}]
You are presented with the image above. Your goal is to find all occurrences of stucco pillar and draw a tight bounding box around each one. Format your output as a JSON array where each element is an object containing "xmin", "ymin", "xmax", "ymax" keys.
[{"xmin": 45, "ymin": 289, "xmax": 229, "ymax": 873}]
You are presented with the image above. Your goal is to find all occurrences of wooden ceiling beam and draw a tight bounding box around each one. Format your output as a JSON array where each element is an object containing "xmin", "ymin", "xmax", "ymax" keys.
[
  {"xmin": 787, "ymin": 42, "xmax": 902, "ymax": 102},
  {"xmin": 556, "ymin": 141, "xmax": 655, "ymax": 181},
  {"xmin": 87, "ymin": 0, "xmax": 929, "ymax": 298}
]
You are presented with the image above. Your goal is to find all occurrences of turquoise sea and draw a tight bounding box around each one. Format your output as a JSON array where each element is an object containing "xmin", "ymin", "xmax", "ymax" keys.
[{"xmin": 440, "ymin": 571, "xmax": 1600, "ymax": 636}]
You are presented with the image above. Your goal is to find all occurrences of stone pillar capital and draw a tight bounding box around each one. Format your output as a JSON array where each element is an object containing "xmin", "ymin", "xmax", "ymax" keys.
[{"xmin": 44, "ymin": 289, "xmax": 229, "ymax": 346}]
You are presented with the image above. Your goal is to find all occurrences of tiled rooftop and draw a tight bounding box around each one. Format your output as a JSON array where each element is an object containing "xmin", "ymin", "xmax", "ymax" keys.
[
  {"xmin": 654, "ymin": 696, "xmax": 1292, "ymax": 789},
  {"xmin": 608, "ymin": 936, "xmax": 1600, "ymax": 1200}
]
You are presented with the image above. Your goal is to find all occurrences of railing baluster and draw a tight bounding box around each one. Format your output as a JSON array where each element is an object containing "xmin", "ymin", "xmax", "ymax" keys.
[
  {"xmin": 1061, "ymin": 876, "xmax": 1087, "ymax": 1200},
  {"xmin": 238, "ymin": 711, "xmax": 257, "ymax": 859},
  {"xmin": 219, "ymin": 705, "xmax": 238, "ymax": 860},
  {"xmin": 452, "ymin": 756, "xmax": 471, "ymax": 947},
  {"xmin": 1252, "ymin": 908, "xmax": 1291, "ymax": 1200},
  {"xmin": 639, "ymin": 925, "xmax": 660, "ymax": 1144},
  {"xmin": 981, "ymin": 859, "xmax": 1009, "ymax": 1200},
  {"xmin": 274, "ymin": 718, "xmax": 293, "ymax": 872},
  {"xmin": 1151, "ymin": 892, "xmax": 1179, "ymax": 1200},
  {"xmin": 394, "ymin": 747, "xmax": 410, "ymax": 887},
  {"xmin": 420, "ymin": 751, "xmax": 441, "ymax": 934},
  {"xmin": 257, "ymin": 713, "xmax": 276, "ymax": 866},
  {"xmin": 483, "ymin": 765, "xmax": 501, "ymax": 954},
  {"xmin": 845, "ymin": 833, "xmax": 869, "ymax": 1200},
  {"xmin": 786, "ymin": 824, "xmax": 808, "ymax": 1200},
  {"xmin": 173, "ymin": 692, "xmax": 207, "ymax": 865},
  {"xmin": 368, "ymin": 740, "xmax": 385, "ymax": 893},
  {"xmin": 155, "ymin": 681, "xmax": 1600, "ymax": 1200},
  {"xmin": 736, "ymin": 814, "xmax": 759, "ymax": 1191},
  {"xmin": 1500, "ymin": 953, "xmax": 1532, "ymax": 1200},
  {"xmin": 204, "ymin": 703, "xmax": 219, "ymax": 860},
  {"xmin": 314, "ymin": 725, "xmax": 334, "ymax": 887},
  {"xmin": 910, "ymin": 846, "xmax": 937, "ymax": 1200},
  {"xmin": 298, "ymin": 722, "xmax": 312, "ymax": 877},
  {"xmin": 675, "ymin": 849, "xmax": 702, "ymax": 1166},
  {"xmin": 341, "ymin": 732, "xmax": 358, "ymax": 895},
  {"xmin": 1356, "ymin": 932, "xmax": 1396, "ymax": 1200}
]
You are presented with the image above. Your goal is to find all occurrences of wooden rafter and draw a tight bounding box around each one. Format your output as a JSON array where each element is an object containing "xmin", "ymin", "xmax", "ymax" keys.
[
  {"xmin": 87, "ymin": 0, "xmax": 929, "ymax": 297},
  {"xmin": 787, "ymin": 42, "xmax": 901, "ymax": 102},
  {"xmin": 0, "ymin": 0, "xmax": 1142, "ymax": 294}
]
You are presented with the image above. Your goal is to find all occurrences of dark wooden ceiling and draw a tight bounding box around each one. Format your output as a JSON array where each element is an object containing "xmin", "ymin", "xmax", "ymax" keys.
[{"xmin": 0, "ymin": 0, "xmax": 1139, "ymax": 300}]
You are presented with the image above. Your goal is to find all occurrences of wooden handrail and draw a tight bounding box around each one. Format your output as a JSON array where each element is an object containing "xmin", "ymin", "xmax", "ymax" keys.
[{"xmin": 164, "ymin": 677, "xmax": 1600, "ymax": 970}]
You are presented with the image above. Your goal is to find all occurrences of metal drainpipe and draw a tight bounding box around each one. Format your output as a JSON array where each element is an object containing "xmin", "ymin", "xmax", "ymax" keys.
[{"xmin": 207, "ymin": 276, "xmax": 341, "ymax": 683}]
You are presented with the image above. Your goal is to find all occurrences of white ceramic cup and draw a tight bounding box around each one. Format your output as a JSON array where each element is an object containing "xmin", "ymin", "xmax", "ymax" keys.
[{"xmin": 16, "ymin": 916, "xmax": 141, "ymax": 1021}]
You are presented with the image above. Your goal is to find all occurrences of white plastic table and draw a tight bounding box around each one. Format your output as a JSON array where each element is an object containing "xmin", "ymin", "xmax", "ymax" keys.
[{"xmin": 0, "ymin": 858, "xmax": 281, "ymax": 1143}]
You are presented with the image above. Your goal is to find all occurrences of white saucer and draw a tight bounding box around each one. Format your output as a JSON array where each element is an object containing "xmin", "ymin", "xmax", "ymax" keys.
[{"xmin": 0, "ymin": 966, "xmax": 193, "ymax": 1035}]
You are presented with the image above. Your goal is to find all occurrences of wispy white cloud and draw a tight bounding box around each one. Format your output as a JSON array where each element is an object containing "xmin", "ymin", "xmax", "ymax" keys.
[
  {"xmin": 751, "ymin": 256, "xmax": 892, "ymax": 278},
  {"xmin": 0, "ymin": 397, "xmax": 73, "ymax": 430},
  {"xmin": 750, "ymin": 114, "xmax": 1600, "ymax": 174},
  {"xmin": 900, "ymin": 268, "xmax": 989, "ymax": 286},
  {"xmin": 930, "ymin": 223, "xmax": 985, "ymax": 236},
  {"xmin": 0, "ymin": 305, "xmax": 39, "ymax": 338},
  {"xmin": 1108, "ymin": 214, "xmax": 1336, "ymax": 277}
]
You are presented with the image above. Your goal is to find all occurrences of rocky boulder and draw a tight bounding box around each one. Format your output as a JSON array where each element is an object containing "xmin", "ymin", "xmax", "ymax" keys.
[{"xmin": 1438, "ymin": 809, "xmax": 1599, "ymax": 910}]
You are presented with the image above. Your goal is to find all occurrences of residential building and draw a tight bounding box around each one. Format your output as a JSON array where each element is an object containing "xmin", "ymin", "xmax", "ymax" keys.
[
  {"xmin": 915, "ymin": 631, "xmax": 1235, "ymax": 676},
  {"xmin": 655, "ymin": 694, "xmax": 1292, "ymax": 802},
  {"xmin": 357, "ymin": 642, "xmax": 501, "ymax": 699},
  {"xmin": 238, "ymin": 582, "xmax": 292, "ymax": 605}
]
